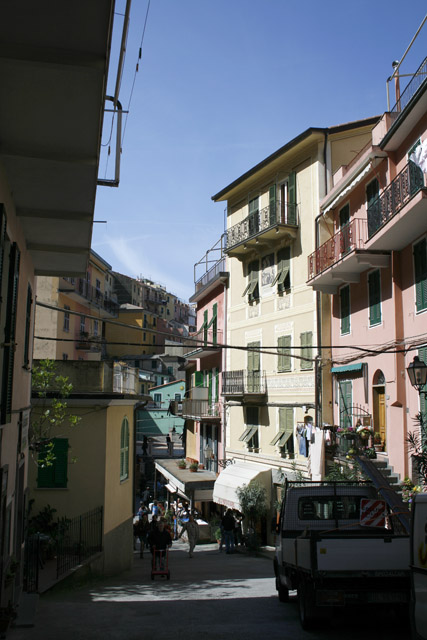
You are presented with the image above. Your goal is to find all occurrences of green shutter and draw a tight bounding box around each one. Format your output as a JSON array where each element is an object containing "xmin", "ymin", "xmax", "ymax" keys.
[
  {"xmin": 414, "ymin": 240, "xmax": 427, "ymax": 312},
  {"xmin": 339, "ymin": 381, "xmax": 352, "ymax": 429},
  {"xmin": 249, "ymin": 197, "xmax": 259, "ymax": 216},
  {"xmin": 340, "ymin": 286, "xmax": 350, "ymax": 335},
  {"xmin": 23, "ymin": 284, "xmax": 33, "ymax": 367},
  {"xmin": 37, "ymin": 439, "xmax": 68, "ymax": 488},
  {"xmin": 247, "ymin": 341, "xmax": 260, "ymax": 392},
  {"xmin": 278, "ymin": 335, "xmax": 291, "ymax": 372},
  {"xmin": 275, "ymin": 247, "xmax": 290, "ymax": 292},
  {"xmin": 287, "ymin": 172, "xmax": 296, "ymax": 224},
  {"xmin": 1, "ymin": 243, "xmax": 20, "ymax": 424},
  {"xmin": 269, "ymin": 185, "xmax": 277, "ymax": 225},
  {"xmin": 368, "ymin": 270, "xmax": 382, "ymax": 326},
  {"xmin": 208, "ymin": 370, "xmax": 213, "ymax": 403},
  {"xmin": 194, "ymin": 371, "xmax": 204, "ymax": 387},
  {"xmin": 209, "ymin": 303, "xmax": 218, "ymax": 344},
  {"xmin": 203, "ymin": 309, "xmax": 208, "ymax": 345},
  {"xmin": 300, "ymin": 332, "xmax": 313, "ymax": 370},
  {"xmin": 0, "ymin": 206, "xmax": 7, "ymax": 303}
]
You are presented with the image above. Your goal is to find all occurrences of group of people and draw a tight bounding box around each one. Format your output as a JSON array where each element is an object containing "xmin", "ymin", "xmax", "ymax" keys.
[{"xmin": 219, "ymin": 509, "xmax": 244, "ymax": 554}]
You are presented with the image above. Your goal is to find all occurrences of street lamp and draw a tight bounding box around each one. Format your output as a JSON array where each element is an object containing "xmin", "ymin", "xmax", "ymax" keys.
[{"xmin": 407, "ymin": 355, "xmax": 427, "ymax": 393}]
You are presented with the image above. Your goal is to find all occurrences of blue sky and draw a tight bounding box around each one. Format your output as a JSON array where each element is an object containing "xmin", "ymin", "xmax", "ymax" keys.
[{"xmin": 93, "ymin": 1, "xmax": 427, "ymax": 302}]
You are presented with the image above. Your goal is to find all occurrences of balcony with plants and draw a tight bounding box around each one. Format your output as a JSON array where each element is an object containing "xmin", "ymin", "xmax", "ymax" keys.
[{"xmin": 225, "ymin": 200, "xmax": 299, "ymax": 258}]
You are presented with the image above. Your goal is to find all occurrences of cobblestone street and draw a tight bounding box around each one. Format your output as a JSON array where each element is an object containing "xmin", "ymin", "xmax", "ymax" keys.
[{"xmin": 10, "ymin": 541, "xmax": 409, "ymax": 640}]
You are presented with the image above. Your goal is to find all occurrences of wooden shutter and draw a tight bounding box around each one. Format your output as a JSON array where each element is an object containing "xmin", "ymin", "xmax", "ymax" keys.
[
  {"xmin": 340, "ymin": 286, "xmax": 350, "ymax": 335},
  {"xmin": 203, "ymin": 309, "xmax": 208, "ymax": 345},
  {"xmin": 209, "ymin": 303, "xmax": 218, "ymax": 344},
  {"xmin": 1, "ymin": 243, "xmax": 20, "ymax": 424},
  {"xmin": 414, "ymin": 239, "xmax": 427, "ymax": 312},
  {"xmin": 269, "ymin": 185, "xmax": 277, "ymax": 225},
  {"xmin": 419, "ymin": 347, "xmax": 427, "ymax": 424},
  {"xmin": 368, "ymin": 270, "xmax": 382, "ymax": 326},
  {"xmin": 287, "ymin": 172, "xmax": 296, "ymax": 224},
  {"xmin": 247, "ymin": 341, "xmax": 260, "ymax": 393},
  {"xmin": 300, "ymin": 331, "xmax": 313, "ymax": 370},
  {"xmin": 278, "ymin": 335, "xmax": 291, "ymax": 372},
  {"xmin": 276, "ymin": 247, "xmax": 290, "ymax": 291},
  {"xmin": 194, "ymin": 371, "xmax": 204, "ymax": 387}
]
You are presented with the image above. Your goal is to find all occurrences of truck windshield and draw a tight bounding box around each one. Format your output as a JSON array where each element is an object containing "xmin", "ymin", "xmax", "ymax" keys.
[{"xmin": 298, "ymin": 496, "xmax": 364, "ymax": 520}]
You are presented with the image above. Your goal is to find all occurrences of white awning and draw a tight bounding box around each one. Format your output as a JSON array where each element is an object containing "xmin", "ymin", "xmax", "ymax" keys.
[
  {"xmin": 323, "ymin": 163, "xmax": 372, "ymax": 214},
  {"xmin": 212, "ymin": 461, "xmax": 271, "ymax": 511}
]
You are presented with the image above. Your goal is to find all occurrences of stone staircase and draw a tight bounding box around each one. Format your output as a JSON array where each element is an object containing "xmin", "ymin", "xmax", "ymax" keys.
[{"xmin": 369, "ymin": 453, "xmax": 402, "ymax": 496}]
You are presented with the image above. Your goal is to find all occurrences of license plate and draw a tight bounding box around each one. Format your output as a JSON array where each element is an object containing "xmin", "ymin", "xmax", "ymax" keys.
[{"xmin": 316, "ymin": 590, "xmax": 345, "ymax": 606}]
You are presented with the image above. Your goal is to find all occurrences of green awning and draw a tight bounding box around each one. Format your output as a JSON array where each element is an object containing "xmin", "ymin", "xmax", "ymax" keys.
[{"xmin": 331, "ymin": 363, "xmax": 363, "ymax": 374}]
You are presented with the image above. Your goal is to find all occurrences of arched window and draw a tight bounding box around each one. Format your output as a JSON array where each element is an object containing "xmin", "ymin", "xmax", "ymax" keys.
[{"xmin": 120, "ymin": 417, "xmax": 129, "ymax": 481}]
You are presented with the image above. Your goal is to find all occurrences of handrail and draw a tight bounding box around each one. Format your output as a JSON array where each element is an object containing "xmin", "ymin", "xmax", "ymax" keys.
[{"xmin": 307, "ymin": 218, "xmax": 367, "ymax": 280}]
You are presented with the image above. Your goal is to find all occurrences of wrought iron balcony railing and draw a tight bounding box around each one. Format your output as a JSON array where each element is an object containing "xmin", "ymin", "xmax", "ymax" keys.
[
  {"xmin": 226, "ymin": 201, "xmax": 298, "ymax": 251},
  {"xmin": 391, "ymin": 55, "xmax": 427, "ymax": 115},
  {"xmin": 367, "ymin": 161, "xmax": 424, "ymax": 238},
  {"xmin": 182, "ymin": 327, "xmax": 222, "ymax": 355},
  {"xmin": 222, "ymin": 370, "xmax": 267, "ymax": 395},
  {"xmin": 307, "ymin": 218, "xmax": 367, "ymax": 280}
]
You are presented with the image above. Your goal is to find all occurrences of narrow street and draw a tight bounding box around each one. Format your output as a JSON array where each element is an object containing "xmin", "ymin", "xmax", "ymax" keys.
[{"xmin": 10, "ymin": 541, "xmax": 409, "ymax": 640}]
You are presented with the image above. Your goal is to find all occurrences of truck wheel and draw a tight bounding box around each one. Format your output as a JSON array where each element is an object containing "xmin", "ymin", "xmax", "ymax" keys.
[
  {"xmin": 298, "ymin": 579, "xmax": 317, "ymax": 630},
  {"xmin": 275, "ymin": 576, "xmax": 289, "ymax": 603}
]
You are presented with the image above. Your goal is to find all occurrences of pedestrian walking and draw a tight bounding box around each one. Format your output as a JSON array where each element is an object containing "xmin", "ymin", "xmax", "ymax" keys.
[
  {"xmin": 134, "ymin": 513, "xmax": 150, "ymax": 558},
  {"xmin": 141, "ymin": 486, "xmax": 150, "ymax": 506},
  {"xmin": 221, "ymin": 509, "xmax": 235, "ymax": 554},
  {"xmin": 149, "ymin": 520, "xmax": 172, "ymax": 569},
  {"xmin": 179, "ymin": 513, "xmax": 199, "ymax": 558}
]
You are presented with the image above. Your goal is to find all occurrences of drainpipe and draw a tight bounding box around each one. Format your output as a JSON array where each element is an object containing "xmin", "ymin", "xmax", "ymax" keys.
[{"xmin": 314, "ymin": 132, "xmax": 329, "ymax": 427}]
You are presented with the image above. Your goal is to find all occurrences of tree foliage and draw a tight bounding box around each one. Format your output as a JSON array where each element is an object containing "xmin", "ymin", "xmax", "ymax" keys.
[
  {"xmin": 406, "ymin": 411, "xmax": 427, "ymax": 488},
  {"xmin": 236, "ymin": 481, "xmax": 268, "ymax": 529},
  {"xmin": 31, "ymin": 359, "xmax": 80, "ymax": 467}
]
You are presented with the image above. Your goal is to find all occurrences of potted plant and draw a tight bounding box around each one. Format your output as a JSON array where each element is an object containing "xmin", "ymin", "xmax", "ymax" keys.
[
  {"xmin": 214, "ymin": 527, "xmax": 222, "ymax": 544},
  {"xmin": 373, "ymin": 433, "xmax": 383, "ymax": 452},
  {"xmin": 189, "ymin": 462, "xmax": 198, "ymax": 473},
  {"xmin": 178, "ymin": 459, "xmax": 187, "ymax": 469}
]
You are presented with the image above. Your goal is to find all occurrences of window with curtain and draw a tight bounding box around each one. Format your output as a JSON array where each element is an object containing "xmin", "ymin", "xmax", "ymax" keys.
[{"xmin": 120, "ymin": 417, "xmax": 130, "ymax": 481}]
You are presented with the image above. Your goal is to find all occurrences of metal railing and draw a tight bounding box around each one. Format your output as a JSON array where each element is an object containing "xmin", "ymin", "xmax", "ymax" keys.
[
  {"xmin": 307, "ymin": 218, "xmax": 368, "ymax": 280},
  {"xmin": 222, "ymin": 370, "xmax": 267, "ymax": 395},
  {"xmin": 24, "ymin": 507, "xmax": 103, "ymax": 593},
  {"xmin": 391, "ymin": 55, "xmax": 427, "ymax": 114},
  {"xmin": 194, "ymin": 257, "xmax": 226, "ymax": 293},
  {"xmin": 179, "ymin": 399, "xmax": 221, "ymax": 419},
  {"xmin": 367, "ymin": 161, "xmax": 424, "ymax": 238},
  {"xmin": 182, "ymin": 327, "xmax": 222, "ymax": 355},
  {"xmin": 226, "ymin": 201, "xmax": 298, "ymax": 251}
]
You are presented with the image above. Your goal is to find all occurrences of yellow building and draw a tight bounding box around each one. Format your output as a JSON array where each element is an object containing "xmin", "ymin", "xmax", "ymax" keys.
[
  {"xmin": 28, "ymin": 360, "xmax": 150, "ymax": 579},
  {"xmin": 34, "ymin": 250, "xmax": 119, "ymax": 362},
  {"xmin": 105, "ymin": 305, "xmax": 159, "ymax": 359},
  {"xmin": 211, "ymin": 119, "xmax": 378, "ymax": 533}
]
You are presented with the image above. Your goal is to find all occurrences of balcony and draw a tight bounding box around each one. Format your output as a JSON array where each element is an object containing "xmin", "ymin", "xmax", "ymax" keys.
[
  {"xmin": 365, "ymin": 161, "xmax": 426, "ymax": 250},
  {"xmin": 307, "ymin": 218, "xmax": 390, "ymax": 293},
  {"xmin": 74, "ymin": 332, "xmax": 103, "ymax": 352},
  {"xmin": 222, "ymin": 370, "xmax": 267, "ymax": 401},
  {"xmin": 173, "ymin": 399, "xmax": 221, "ymax": 421},
  {"xmin": 182, "ymin": 327, "xmax": 223, "ymax": 358},
  {"xmin": 225, "ymin": 201, "xmax": 298, "ymax": 258},
  {"xmin": 59, "ymin": 278, "xmax": 119, "ymax": 317}
]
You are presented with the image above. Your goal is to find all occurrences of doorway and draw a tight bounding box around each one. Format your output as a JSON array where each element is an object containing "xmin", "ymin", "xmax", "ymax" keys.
[{"xmin": 373, "ymin": 384, "xmax": 386, "ymax": 449}]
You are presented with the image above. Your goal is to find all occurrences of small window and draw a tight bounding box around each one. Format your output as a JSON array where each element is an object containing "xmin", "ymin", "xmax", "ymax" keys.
[
  {"xmin": 175, "ymin": 393, "xmax": 181, "ymax": 401},
  {"xmin": 273, "ymin": 247, "xmax": 290, "ymax": 292},
  {"xmin": 80, "ymin": 316, "xmax": 86, "ymax": 333},
  {"xmin": 120, "ymin": 418, "xmax": 129, "ymax": 481},
  {"xmin": 242, "ymin": 260, "xmax": 259, "ymax": 302},
  {"xmin": 63, "ymin": 305, "xmax": 70, "ymax": 332},
  {"xmin": 93, "ymin": 319, "xmax": 99, "ymax": 337},
  {"xmin": 154, "ymin": 393, "xmax": 162, "ymax": 403}
]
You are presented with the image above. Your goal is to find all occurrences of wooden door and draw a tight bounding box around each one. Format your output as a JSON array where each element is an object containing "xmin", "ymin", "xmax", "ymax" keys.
[{"xmin": 373, "ymin": 386, "xmax": 386, "ymax": 448}]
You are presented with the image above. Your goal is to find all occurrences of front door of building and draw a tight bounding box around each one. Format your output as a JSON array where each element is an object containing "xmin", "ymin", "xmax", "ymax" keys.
[{"xmin": 373, "ymin": 386, "xmax": 386, "ymax": 448}]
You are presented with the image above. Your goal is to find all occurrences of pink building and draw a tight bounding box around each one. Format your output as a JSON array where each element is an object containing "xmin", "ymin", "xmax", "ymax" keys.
[
  {"xmin": 307, "ymin": 55, "xmax": 427, "ymax": 482},
  {"xmin": 183, "ymin": 237, "xmax": 228, "ymax": 474}
]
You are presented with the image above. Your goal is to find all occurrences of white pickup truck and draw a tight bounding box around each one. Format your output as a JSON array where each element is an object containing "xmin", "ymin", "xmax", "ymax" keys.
[{"xmin": 274, "ymin": 481, "xmax": 410, "ymax": 629}]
